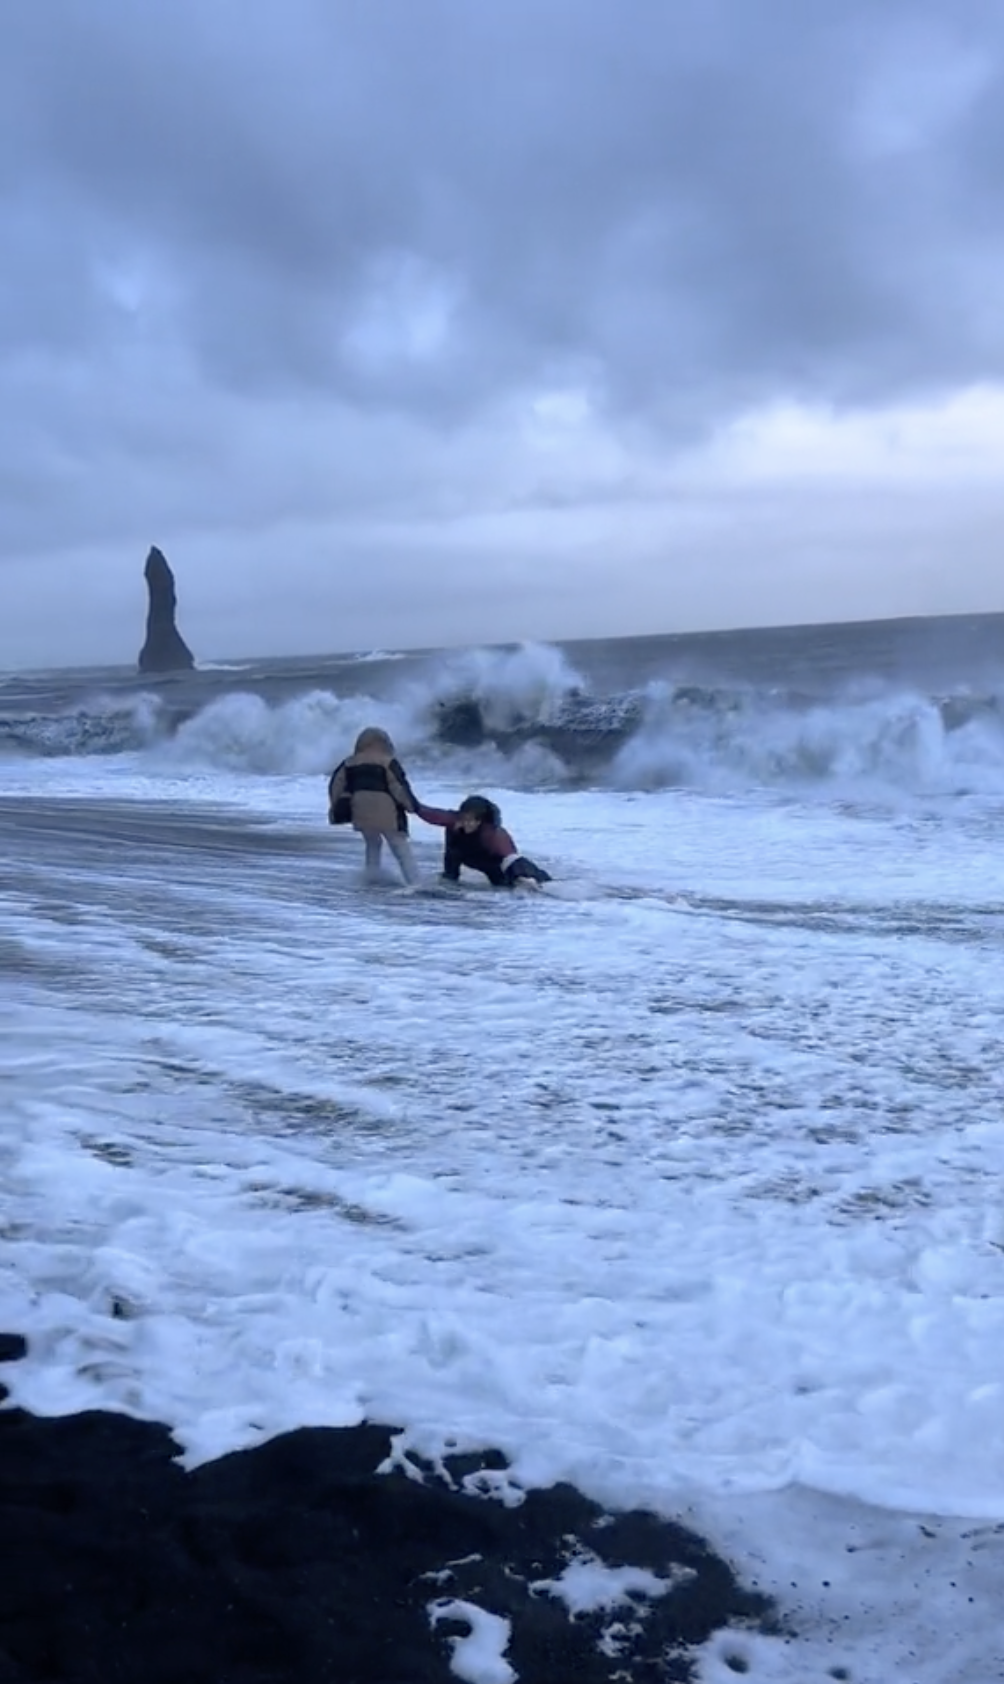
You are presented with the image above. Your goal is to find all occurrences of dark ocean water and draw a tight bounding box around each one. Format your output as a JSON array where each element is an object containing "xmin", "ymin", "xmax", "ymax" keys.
[
  {"xmin": 5, "ymin": 608, "xmax": 1004, "ymax": 707},
  {"xmin": 3, "ymin": 610, "xmax": 1004, "ymax": 792}
]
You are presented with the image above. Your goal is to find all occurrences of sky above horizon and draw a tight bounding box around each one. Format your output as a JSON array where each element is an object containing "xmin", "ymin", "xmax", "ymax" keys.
[{"xmin": 3, "ymin": 0, "xmax": 1004, "ymax": 669}]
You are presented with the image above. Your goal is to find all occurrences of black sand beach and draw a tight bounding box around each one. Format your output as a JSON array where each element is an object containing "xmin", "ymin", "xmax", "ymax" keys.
[{"xmin": 0, "ymin": 1337, "xmax": 780, "ymax": 1684}]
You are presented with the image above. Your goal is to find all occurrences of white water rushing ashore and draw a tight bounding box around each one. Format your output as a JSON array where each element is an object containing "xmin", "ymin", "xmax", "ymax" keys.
[{"xmin": 3, "ymin": 743, "xmax": 1004, "ymax": 1681}]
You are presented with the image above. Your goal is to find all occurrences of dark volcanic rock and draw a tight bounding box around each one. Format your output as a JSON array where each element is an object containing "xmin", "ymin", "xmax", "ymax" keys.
[
  {"xmin": 0, "ymin": 1334, "xmax": 781, "ymax": 1684},
  {"xmin": 433, "ymin": 693, "xmax": 643, "ymax": 774},
  {"xmin": 434, "ymin": 697, "xmax": 488, "ymax": 749},
  {"xmin": 138, "ymin": 546, "xmax": 195, "ymax": 675},
  {"xmin": 938, "ymin": 693, "xmax": 1001, "ymax": 733}
]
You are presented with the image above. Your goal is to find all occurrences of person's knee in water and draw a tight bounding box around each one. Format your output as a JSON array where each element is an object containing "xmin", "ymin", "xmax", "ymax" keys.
[
  {"xmin": 326, "ymin": 727, "xmax": 421, "ymax": 885},
  {"xmin": 416, "ymin": 794, "xmax": 551, "ymax": 889}
]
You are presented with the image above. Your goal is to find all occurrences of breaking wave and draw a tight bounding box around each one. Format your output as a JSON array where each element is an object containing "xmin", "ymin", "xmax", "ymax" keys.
[
  {"xmin": 0, "ymin": 694, "xmax": 179, "ymax": 759},
  {"xmin": 608, "ymin": 683, "xmax": 1004, "ymax": 795},
  {"xmin": 3, "ymin": 641, "xmax": 1004, "ymax": 797}
]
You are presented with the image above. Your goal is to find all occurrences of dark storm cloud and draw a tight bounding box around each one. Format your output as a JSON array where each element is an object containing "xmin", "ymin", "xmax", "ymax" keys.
[
  {"xmin": 2, "ymin": 0, "xmax": 1001, "ymax": 428},
  {"xmin": 5, "ymin": 0, "xmax": 1004, "ymax": 671}
]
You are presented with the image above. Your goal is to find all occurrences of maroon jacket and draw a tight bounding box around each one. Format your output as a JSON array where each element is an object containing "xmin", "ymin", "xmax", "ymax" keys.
[{"xmin": 416, "ymin": 804, "xmax": 549, "ymax": 888}]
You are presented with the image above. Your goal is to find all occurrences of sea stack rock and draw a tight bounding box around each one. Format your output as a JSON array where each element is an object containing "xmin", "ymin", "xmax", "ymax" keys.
[{"xmin": 138, "ymin": 546, "xmax": 195, "ymax": 674}]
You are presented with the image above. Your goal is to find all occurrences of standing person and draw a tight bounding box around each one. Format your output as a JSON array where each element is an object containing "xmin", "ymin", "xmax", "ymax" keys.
[
  {"xmin": 327, "ymin": 727, "xmax": 422, "ymax": 886},
  {"xmin": 416, "ymin": 794, "xmax": 552, "ymax": 889}
]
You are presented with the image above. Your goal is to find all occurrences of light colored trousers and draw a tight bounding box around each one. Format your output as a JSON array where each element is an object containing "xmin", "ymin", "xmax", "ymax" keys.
[{"xmin": 362, "ymin": 830, "xmax": 420, "ymax": 886}]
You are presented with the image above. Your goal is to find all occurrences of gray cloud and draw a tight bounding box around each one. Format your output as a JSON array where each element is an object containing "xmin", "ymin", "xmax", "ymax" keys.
[
  {"xmin": 5, "ymin": 0, "xmax": 1001, "ymax": 409},
  {"xmin": 2, "ymin": 0, "xmax": 1003, "ymax": 663}
]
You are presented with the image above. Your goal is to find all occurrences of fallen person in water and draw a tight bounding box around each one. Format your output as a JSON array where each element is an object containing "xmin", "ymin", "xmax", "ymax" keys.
[{"xmin": 415, "ymin": 795, "xmax": 552, "ymax": 889}]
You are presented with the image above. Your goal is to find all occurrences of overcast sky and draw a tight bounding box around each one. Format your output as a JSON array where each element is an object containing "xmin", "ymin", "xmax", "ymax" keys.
[{"xmin": 3, "ymin": 0, "xmax": 1004, "ymax": 668}]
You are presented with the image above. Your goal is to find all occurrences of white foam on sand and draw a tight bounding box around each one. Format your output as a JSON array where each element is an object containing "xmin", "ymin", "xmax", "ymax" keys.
[
  {"xmin": 428, "ymin": 1600, "xmax": 515, "ymax": 1684},
  {"xmin": 2, "ymin": 761, "xmax": 1004, "ymax": 1680},
  {"xmin": 527, "ymin": 1551, "xmax": 681, "ymax": 1663},
  {"xmin": 539, "ymin": 1556, "xmax": 675, "ymax": 1612}
]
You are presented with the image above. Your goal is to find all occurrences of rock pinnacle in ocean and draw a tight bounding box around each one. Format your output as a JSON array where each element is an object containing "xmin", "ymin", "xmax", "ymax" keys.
[{"xmin": 138, "ymin": 546, "xmax": 195, "ymax": 674}]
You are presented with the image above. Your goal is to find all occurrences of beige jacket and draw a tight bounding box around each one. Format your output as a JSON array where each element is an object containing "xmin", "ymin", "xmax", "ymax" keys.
[{"xmin": 328, "ymin": 727, "xmax": 417, "ymax": 835}]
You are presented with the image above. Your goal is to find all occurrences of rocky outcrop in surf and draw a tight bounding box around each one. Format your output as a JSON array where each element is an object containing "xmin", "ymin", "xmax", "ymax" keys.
[
  {"xmin": 433, "ymin": 692, "xmax": 645, "ymax": 770},
  {"xmin": 138, "ymin": 547, "xmax": 195, "ymax": 675}
]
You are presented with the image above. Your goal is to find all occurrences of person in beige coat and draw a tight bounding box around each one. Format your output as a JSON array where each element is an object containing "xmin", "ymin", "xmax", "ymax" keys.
[{"xmin": 327, "ymin": 727, "xmax": 422, "ymax": 885}]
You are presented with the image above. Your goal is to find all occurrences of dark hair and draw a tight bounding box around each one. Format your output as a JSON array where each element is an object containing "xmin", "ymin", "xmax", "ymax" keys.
[{"xmin": 458, "ymin": 795, "xmax": 501, "ymax": 827}]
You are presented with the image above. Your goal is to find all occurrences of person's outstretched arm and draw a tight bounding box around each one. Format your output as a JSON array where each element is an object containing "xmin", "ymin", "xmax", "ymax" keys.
[{"xmin": 414, "ymin": 802, "xmax": 460, "ymax": 828}]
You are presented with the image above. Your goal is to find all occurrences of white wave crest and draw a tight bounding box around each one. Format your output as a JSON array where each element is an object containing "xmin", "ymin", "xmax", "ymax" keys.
[
  {"xmin": 25, "ymin": 639, "xmax": 1004, "ymax": 803},
  {"xmin": 158, "ymin": 643, "xmax": 587, "ymax": 778},
  {"xmin": 162, "ymin": 690, "xmax": 422, "ymax": 776},
  {"xmin": 612, "ymin": 684, "xmax": 1004, "ymax": 796},
  {"xmin": 417, "ymin": 641, "xmax": 587, "ymax": 732},
  {"xmin": 195, "ymin": 662, "xmax": 258, "ymax": 674}
]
